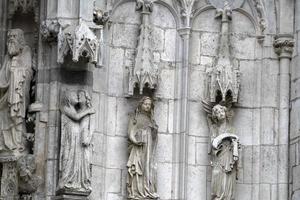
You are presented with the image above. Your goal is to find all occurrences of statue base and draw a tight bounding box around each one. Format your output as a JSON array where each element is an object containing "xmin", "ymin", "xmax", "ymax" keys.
[
  {"xmin": 55, "ymin": 188, "xmax": 91, "ymax": 200},
  {"xmin": 0, "ymin": 159, "xmax": 19, "ymax": 200},
  {"xmin": 54, "ymin": 194, "xmax": 89, "ymax": 200}
]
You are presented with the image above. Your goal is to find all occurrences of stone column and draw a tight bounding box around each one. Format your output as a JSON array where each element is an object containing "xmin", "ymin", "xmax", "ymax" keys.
[
  {"xmin": 273, "ymin": 34, "xmax": 294, "ymax": 199},
  {"xmin": 176, "ymin": 26, "xmax": 191, "ymax": 200}
]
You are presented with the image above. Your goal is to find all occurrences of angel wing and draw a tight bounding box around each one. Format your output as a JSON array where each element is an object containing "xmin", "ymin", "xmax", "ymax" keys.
[
  {"xmin": 201, "ymin": 99, "xmax": 214, "ymax": 117},
  {"xmin": 224, "ymin": 94, "xmax": 234, "ymax": 121}
]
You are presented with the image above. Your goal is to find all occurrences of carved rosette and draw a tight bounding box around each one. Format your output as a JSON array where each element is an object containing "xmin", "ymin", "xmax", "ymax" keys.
[
  {"xmin": 57, "ymin": 22, "xmax": 100, "ymax": 64},
  {"xmin": 273, "ymin": 36, "xmax": 294, "ymax": 58},
  {"xmin": 128, "ymin": 0, "xmax": 159, "ymax": 96},
  {"xmin": 207, "ymin": 3, "xmax": 240, "ymax": 103}
]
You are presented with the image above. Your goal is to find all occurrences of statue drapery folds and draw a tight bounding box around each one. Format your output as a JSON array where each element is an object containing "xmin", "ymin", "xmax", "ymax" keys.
[
  {"xmin": 58, "ymin": 89, "xmax": 95, "ymax": 195},
  {"xmin": 127, "ymin": 96, "xmax": 159, "ymax": 199},
  {"xmin": 0, "ymin": 28, "xmax": 33, "ymax": 153},
  {"xmin": 203, "ymin": 101, "xmax": 240, "ymax": 200}
]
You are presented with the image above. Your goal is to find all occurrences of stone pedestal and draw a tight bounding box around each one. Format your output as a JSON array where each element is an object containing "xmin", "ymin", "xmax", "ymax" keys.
[
  {"xmin": 54, "ymin": 194, "xmax": 89, "ymax": 200},
  {"xmin": 55, "ymin": 188, "xmax": 90, "ymax": 200},
  {"xmin": 0, "ymin": 157, "xmax": 19, "ymax": 200}
]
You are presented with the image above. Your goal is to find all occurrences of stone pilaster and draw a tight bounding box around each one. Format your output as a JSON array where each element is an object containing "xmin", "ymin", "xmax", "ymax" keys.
[{"xmin": 273, "ymin": 34, "xmax": 294, "ymax": 200}]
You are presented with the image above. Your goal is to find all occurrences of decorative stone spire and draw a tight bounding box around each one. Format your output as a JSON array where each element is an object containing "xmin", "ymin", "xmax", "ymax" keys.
[
  {"xmin": 207, "ymin": 2, "xmax": 240, "ymax": 103},
  {"xmin": 128, "ymin": 0, "xmax": 158, "ymax": 96}
]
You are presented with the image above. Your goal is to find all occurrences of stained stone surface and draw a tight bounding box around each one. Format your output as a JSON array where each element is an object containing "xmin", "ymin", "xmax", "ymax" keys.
[{"xmin": 0, "ymin": 0, "xmax": 299, "ymax": 200}]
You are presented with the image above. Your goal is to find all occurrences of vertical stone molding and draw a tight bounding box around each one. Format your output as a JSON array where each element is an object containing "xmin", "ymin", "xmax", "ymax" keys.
[
  {"xmin": 127, "ymin": 96, "xmax": 159, "ymax": 199},
  {"xmin": 273, "ymin": 34, "xmax": 294, "ymax": 200},
  {"xmin": 128, "ymin": 0, "xmax": 159, "ymax": 96}
]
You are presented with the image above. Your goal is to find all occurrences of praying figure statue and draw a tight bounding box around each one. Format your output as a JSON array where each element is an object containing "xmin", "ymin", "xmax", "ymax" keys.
[
  {"xmin": 58, "ymin": 89, "xmax": 95, "ymax": 195},
  {"xmin": 127, "ymin": 96, "xmax": 159, "ymax": 199},
  {"xmin": 202, "ymin": 100, "xmax": 240, "ymax": 200},
  {"xmin": 0, "ymin": 29, "xmax": 33, "ymax": 153}
]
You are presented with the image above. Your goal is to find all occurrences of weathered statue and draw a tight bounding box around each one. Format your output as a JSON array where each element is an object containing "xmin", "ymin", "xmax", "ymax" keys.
[
  {"xmin": 203, "ymin": 101, "xmax": 239, "ymax": 200},
  {"xmin": 0, "ymin": 29, "xmax": 33, "ymax": 153},
  {"xmin": 58, "ymin": 89, "xmax": 94, "ymax": 195},
  {"xmin": 127, "ymin": 96, "xmax": 159, "ymax": 199}
]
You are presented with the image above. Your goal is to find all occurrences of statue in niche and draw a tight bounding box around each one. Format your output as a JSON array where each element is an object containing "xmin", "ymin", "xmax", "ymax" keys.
[
  {"xmin": 127, "ymin": 96, "xmax": 159, "ymax": 199},
  {"xmin": 202, "ymin": 99, "xmax": 240, "ymax": 200},
  {"xmin": 58, "ymin": 89, "xmax": 94, "ymax": 195},
  {"xmin": 0, "ymin": 28, "xmax": 33, "ymax": 153}
]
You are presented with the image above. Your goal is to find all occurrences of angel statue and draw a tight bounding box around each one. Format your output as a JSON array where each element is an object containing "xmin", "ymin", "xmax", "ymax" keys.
[{"xmin": 202, "ymin": 99, "xmax": 240, "ymax": 200}]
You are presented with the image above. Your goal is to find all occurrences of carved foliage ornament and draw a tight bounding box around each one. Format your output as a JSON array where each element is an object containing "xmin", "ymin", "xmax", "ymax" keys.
[
  {"xmin": 273, "ymin": 36, "xmax": 294, "ymax": 57},
  {"xmin": 41, "ymin": 20, "xmax": 60, "ymax": 43},
  {"xmin": 128, "ymin": 0, "xmax": 159, "ymax": 96},
  {"xmin": 57, "ymin": 22, "xmax": 100, "ymax": 64},
  {"xmin": 93, "ymin": 9, "xmax": 109, "ymax": 26}
]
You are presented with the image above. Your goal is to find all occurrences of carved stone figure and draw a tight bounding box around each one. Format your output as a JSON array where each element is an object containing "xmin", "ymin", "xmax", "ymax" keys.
[
  {"xmin": 17, "ymin": 154, "xmax": 42, "ymax": 195},
  {"xmin": 0, "ymin": 29, "xmax": 33, "ymax": 153},
  {"xmin": 58, "ymin": 89, "xmax": 94, "ymax": 195},
  {"xmin": 202, "ymin": 100, "xmax": 239, "ymax": 200},
  {"xmin": 127, "ymin": 96, "xmax": 159, "ymax": 199}
]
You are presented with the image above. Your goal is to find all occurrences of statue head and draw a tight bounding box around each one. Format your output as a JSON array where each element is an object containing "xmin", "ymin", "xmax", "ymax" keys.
[
  {"xmin": 62, "ymin": 90, "xmax": 78, "ymax": 107},
  {"xmin": 138, "ymin": 96, "xmax": 153, "ymax": 113},
  {"xmin": 7, "ymin": 29, "xmax": 26, "ymax": 57},
  {"xmin": 78, "ymin": 90, "xmax": 92, "ymax": 108},
  {"xmin": 212, "ymin": 104, "xmax": 227, "ymax": 122}
]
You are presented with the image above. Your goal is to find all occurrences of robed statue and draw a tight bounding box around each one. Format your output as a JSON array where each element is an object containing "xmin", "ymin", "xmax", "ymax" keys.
[
  {"xmin": 0, "ymin": 29, "xmax": 33, "ymax": 153},
  {"xmin": 127, "ymin": 96, "xmax": 159, "ymax": 199},
  {"xmin": 202, "ymin": 100, "xmax": 240, "ymax": 200},
  {"xmin": 58, "ymin": 89, "xmax": 95, "ymax": 195}
]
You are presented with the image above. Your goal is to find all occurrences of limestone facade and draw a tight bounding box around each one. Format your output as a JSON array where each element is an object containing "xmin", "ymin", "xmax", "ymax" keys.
[{"xmin": 0, "ymin": 0, "xmax": 299, "ymax": 200}]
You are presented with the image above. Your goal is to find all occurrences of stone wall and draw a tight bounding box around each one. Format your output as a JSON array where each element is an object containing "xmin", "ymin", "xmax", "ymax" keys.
[{"xmin": 0, "ymin": 0, "xmax": 299, "ymax": 200}]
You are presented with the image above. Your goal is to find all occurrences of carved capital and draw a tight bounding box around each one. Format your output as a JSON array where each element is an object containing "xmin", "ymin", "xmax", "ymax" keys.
[
  {"xmin": 41, "ymin": 20, "xmax": 60, "ymax": 43},
  {"xmin": 273, "ymin": 35, "xmax": 294, "ymax": 58},
  {"xmin": 136, "ymin": 0, "xmax": 153, "ymax": 13},
  {"xmin": 93, "ymin": 9, "xmax": 109, "ymax": 25}
]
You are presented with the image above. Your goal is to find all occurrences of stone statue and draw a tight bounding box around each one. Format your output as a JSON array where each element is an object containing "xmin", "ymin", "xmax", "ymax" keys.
[
  {"xmin": 58, "ymin": 89, "xmax": 95, "ymax": 195},
  {"xmin": 0, "ymin": 28, "xmax": 33, "ymax": 153},
  {"xmin": 17, "ymin": 154, "xmax": 42, "ymax": 195},
  {"xmin": 202, "ymin": 101, "xmax": 240, "ymax": 200},
  {"xmin": 127, "ymin": 96, "xmax": 159, "ymax": 199}
]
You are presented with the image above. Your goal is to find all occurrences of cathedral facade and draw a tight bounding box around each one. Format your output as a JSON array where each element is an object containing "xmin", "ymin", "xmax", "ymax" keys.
[{"xmin": 0, "ymin": 0, "xmax": 299, "ymax": 200}]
